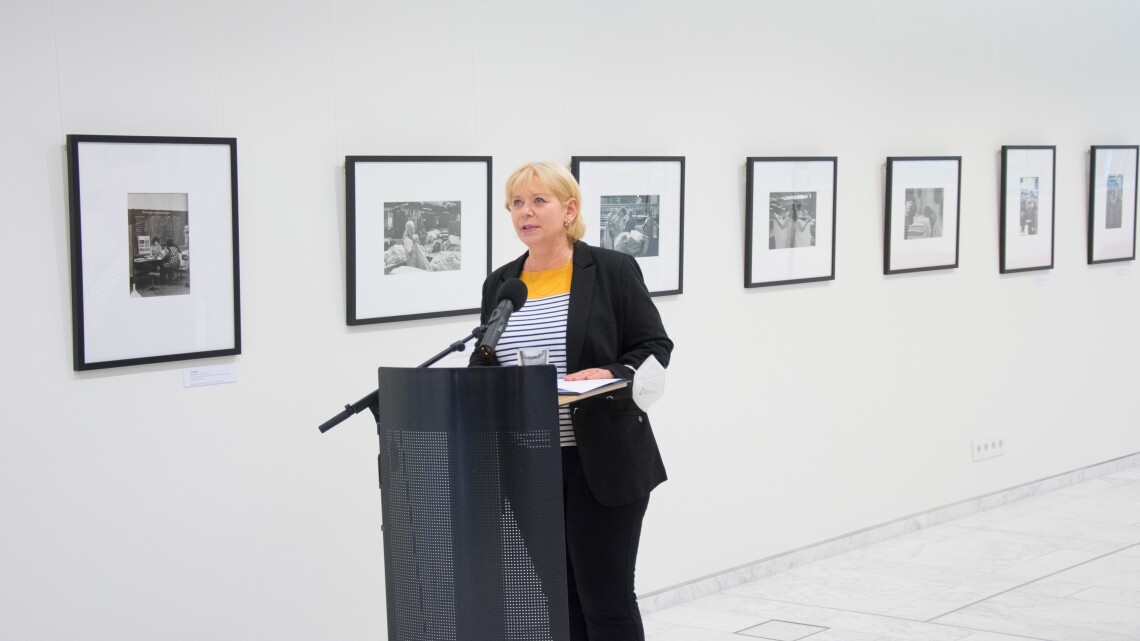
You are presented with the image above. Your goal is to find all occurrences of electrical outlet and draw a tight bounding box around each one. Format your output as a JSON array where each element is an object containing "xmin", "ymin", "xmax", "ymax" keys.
[{"xmin": 972, "ymin": 436, "xmax": 1005, "ymax": 462}]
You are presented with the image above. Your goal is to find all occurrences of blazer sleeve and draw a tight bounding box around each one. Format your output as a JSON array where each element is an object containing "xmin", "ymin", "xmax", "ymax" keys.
[{"xmin": 600, "ymin": 254, "xmax": 673, "ymax": 378}]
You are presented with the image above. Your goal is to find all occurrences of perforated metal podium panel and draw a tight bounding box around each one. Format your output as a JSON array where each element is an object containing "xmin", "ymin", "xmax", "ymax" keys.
[{"xmin": 377, "ymin": 366, "xmax": 569, "ymax": 641}]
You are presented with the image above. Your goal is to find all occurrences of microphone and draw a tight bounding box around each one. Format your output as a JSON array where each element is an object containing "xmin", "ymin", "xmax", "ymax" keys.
[{"xmin": 476, "ymin": 278, "xmax": 528, "ymax": 358}]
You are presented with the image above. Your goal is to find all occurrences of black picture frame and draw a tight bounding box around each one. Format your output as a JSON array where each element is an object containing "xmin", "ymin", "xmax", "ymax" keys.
[
  {"xmin": 570, "ymin": 156, "xmax": 685, "ymax": 296},
  {"xmin": 345, "ymin": 156, "xmax": 492, "ymax": 325},
  {"xmin": 1087, "ymin": 145, "xmax": 1138, "ymax": 265},
  {"xmin": 884, "ymin": 156, "xmax": 962, "ymax": 275},
  {"xmin": 1000, "ymin": 146, "xmax": 1056, "ymax": 273},
  {"xmin": 66, "ymin": 134, "xmax": 241, "ymax": 371},
  {"xmin": 744, "ymin": 156, "xmax": 838, "ymax": 287}
]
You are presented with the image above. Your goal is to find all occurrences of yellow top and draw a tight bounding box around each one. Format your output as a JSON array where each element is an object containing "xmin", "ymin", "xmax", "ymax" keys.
[{"xmin": 520, "ymin": 261, "xmax": 573, "ymax": 299}]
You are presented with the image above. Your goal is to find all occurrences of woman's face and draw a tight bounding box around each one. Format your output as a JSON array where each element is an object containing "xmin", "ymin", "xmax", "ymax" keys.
[{"xmin": 509, "ymin": 180, "xmax": 577, "ymax": 252}]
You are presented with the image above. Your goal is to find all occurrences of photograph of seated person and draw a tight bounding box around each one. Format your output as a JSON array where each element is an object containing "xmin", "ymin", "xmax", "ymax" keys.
[{"xmin": 162, "ymin": 239, "xmax": 181, "ymax": 277}]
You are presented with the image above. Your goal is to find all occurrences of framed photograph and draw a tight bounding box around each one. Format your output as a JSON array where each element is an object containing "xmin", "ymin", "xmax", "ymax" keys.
[
  {"xmin": 1000, "ymin": 146, "xmax": 1056, "ymax": 273},
  {"xmin": 571, "ymin": 156, "xmax": 684, "ymax": 296},
  {"xmin": 744, "ymin": 157, "xmax": 837, "ymax": 287},
  {"xmin": 884, "ymin": 156, "xmax": 961, "ymax": 275},
  {"xmin": 1087, "ymin": 145, "xmax": 1138, "ymax": 264},
  {"xmin": 66, "ymin": 135, "xmax": 241, "ymax": 371},
  {"xmin": 346, "ymin": 156, "xmax": 491, "ymax": 325}
]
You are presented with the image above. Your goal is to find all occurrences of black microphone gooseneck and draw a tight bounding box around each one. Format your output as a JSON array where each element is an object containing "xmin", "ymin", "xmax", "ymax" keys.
[
  {"xmin": 317, "ymin": 278, "xmax": 529, "ymax": 433},
  {"xmin": 476, "ymin": 278, "xmax": 528, "ymax": 358}
]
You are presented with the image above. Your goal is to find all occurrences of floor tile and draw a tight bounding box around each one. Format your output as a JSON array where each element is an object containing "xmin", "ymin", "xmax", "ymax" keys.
[
  {"xmin": 646, "ymin": 625, "xmax": 743, "ymax": 640},
  {"xmin": 724, "ymin": 565, "xmax": 954, "ymax": 614},
  {"xmin": 985, "ymin": 514, "xmax": 1140, "ymax": 544},
  {"xmin": 883, "ymin": 585, "xmax": 1005, "ymax": 621},
  {"xmin": 1115, "ymin": 544, "xmax": 1140, "ymax": 558},
  {"xmin": 1015, "ymin": 579, "xmax": 1091, "ymax": 597},
  {"xmin": 1023, "ymin": 496, "xmax": 1140, "ymax": 526},
  {"xmin": 821, "ymin": 552, "xmax": 1026, "ymax": 591},
  {"xmin": 858, "ymin": 533, "xmax": 1057, "ymax": 573},
  {"xmin": 935, "ymin": 589, "xmax": 1140, "ymax": 641},
  {"xmin": 1070, "ymin": 585, "xmax": 1140, "ymax": 608},
  {"xmin": 646, "ymin": 604, "xmax": 765, "ymax": 632},
  {"xmin": 1056, "ymin": 477, "xmax": 1140, "ymax": 502},
  {"xmin": 997, "ymin": 548, "xmax": 1102, "ymax": 579},
  {"xmin": 922, "ymin": 522, "xmax": 1123, "ymax": 554},
  {"xmin": 955, "ymin": 633, "xmax": 1048, "ymax": 641},
  {"xmin": 797, "ymin": 630, "xmax": 882, "ymax": 641},
  {"xmin": 1046, "ymin": 552, "xmax": 1140, "ymax": 591},
  {"xmin": 689, "ymin": 593, "xmax": 976, "ymax": 641},
  {"xmin": 643, "ymin": 617, "xmax": 679, "ymax": 634},
  {"xmin": 737, "ymin": 619, "xmax": 828, "ymax": 640}
]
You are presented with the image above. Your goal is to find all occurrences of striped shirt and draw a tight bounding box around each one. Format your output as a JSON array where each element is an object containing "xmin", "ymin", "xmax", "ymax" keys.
[{"xmin": 494, "ymin": 262, "xmax": 575, "ymax": 446}]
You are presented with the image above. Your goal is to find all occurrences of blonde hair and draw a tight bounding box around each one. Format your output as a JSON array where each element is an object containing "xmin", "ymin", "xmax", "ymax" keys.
[{"xmin": 504, "ymin": 161, "xmax": 587, "ymax": 242}]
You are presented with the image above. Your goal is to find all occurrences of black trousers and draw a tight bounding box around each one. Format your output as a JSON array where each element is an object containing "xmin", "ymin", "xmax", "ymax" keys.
[{"xmin": 561, "ymin": 446, "xmax": 649, "ymax": 641}]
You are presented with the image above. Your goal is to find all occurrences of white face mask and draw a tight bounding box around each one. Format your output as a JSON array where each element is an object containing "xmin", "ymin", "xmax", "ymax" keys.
[{"xmin": 632, "ymin": 355, "xmax": 666, "ymax": 412}]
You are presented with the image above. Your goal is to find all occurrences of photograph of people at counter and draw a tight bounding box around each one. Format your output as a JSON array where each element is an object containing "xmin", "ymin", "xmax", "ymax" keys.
[{"xmin": 128, "ymin": 192, "xmax": 190, "ymax": 297}]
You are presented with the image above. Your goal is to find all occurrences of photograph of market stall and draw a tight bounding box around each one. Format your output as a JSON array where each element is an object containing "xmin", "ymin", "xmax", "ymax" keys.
[{"xmin": 382, "ymin": 200, "xmax": 462, "ymax": 274}]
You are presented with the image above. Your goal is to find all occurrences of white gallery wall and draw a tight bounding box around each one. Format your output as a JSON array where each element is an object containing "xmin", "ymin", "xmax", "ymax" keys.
[{"xmin": 2, "ymin": 0, "xmax": 1139, "ymax": 639}]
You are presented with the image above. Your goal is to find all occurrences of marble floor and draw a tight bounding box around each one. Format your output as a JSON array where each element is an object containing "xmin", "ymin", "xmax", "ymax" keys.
[{"xmin": 644, "ymin": 466, "xmax": 1140, "ymax": 641}]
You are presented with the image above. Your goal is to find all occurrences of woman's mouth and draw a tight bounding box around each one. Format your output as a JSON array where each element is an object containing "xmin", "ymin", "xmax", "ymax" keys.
[{"xmin": 520, "ymin": 224, "xmax": 538, "ymax": 232}]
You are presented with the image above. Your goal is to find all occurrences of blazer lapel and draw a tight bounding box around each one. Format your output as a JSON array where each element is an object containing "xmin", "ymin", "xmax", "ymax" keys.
[{"xmin": 565, "ymin": 242, "xmax": 595, "ymax": 374}]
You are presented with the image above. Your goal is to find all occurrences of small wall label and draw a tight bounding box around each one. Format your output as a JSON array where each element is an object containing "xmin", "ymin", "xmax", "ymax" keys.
[{"xmin": 183, "ymin": 364, "xmax": 237, "ymax": 388}]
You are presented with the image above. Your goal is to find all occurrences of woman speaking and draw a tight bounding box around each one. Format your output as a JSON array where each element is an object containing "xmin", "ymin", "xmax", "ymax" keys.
[{"xmin": 469, "ymin": 161, "xmax": 672, "ymax": 640}]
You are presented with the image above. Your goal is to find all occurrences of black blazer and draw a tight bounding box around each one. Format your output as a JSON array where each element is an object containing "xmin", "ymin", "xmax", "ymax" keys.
[{"xmin": 470, "ymin": 242, "xmax": 673, "ymax": 506}]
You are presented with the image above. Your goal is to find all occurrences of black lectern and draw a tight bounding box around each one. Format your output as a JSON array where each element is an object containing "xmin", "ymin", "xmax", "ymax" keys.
[{"xmin": 376, "ymin": 366, "xmax": 569, "ymax": 641}]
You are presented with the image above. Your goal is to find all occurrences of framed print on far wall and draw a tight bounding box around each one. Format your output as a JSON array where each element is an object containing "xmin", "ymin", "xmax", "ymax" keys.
[
  {"xmin": 571, "ymin": 156, "xmax": 684, "ymax": 296},
  {"xmin": 66, "ymin": 134, "xmax": 241, "ymax": 371},
  {"xmin": 1088, "ymin": 145, "xmax": 1138, "ymax": 264},
  {"xmin": 745, "ymin": 157, "xmax": 837, "ymax": 287},
  {"xmin": 1000, "ymin": 146, "xmax": 1056, "ymax": 273},
  {"xmin": 346, "ymin": 156, "xmax": 491, "ymax": 325},
  {"xmin": 884, "ymin": 156, "xmax": 962, "ymax": 275}
]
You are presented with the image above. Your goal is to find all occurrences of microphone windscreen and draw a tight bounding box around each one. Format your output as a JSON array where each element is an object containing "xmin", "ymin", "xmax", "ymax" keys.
[{"xmin": 496, "ymin": 278, "xmax": 529, "ymax": 310}]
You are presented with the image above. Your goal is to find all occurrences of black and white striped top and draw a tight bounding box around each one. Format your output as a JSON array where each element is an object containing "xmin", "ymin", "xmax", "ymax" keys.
[{"xmin": 493, "ymin": 293, "xmax": 575, "ymax": 446}]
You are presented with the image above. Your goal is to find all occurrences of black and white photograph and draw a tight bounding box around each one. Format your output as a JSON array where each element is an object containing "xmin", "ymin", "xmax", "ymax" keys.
[
  {"xmin": 571, "ymin": 157, "xmax": 685, "ymax": 296},
  {"xmin": 1019, "ymin": 178, "xmax": 1039, "ymax": 236},
  {"xmin": 884, "ymin": 156, "xmax": 961, "ymax": 275},
  {"xmin": 1106, "ymin": 175, "xmax": 1124, "ymax": 229},
  {"xmin": 383, "ymin": 201, "xmax": 462, "ymax": 274},
  {"xmin": 903, "ymin": 188, "xmax": 944, "ymax": 240},
  {"xmin": 768, "ymin": 192, "xmax": 817, "ymax": 249},
  {"xmin": 599, "ymin": 194, "xmax": 660, "ymax": 257},
  {"xmin": 346, "ymin": 156, "xmax": 491, "ymax": 324},
  {"xmin": 128, "ymin": 193, "xmax": 190, "ymax": 297},
  {"xmin": 1000, "ymin": 146, "xmax": 1055, "ymax": 273},
  {"xmin": 745, "ymin": 157, "xmax": 837, "ymax": 287},
  {"xmin": 1088, "ymin": 145, "xmax": 1139, "ymax": 264},
  {"xmin": 66, "ymin": 135, "xmax": 240, "ymax": 370}
]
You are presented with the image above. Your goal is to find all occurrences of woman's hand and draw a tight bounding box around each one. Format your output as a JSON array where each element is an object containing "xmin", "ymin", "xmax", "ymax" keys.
[{"xmin": 563, "ymin": 368, "xmax": 613, "ymax": 381}]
